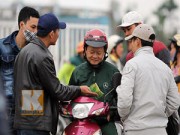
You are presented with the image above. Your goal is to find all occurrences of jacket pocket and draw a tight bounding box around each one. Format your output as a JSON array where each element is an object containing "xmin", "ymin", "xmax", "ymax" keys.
[{"xmin": 0, "ymin": 55, "xmax": 15, "ymax": 73}]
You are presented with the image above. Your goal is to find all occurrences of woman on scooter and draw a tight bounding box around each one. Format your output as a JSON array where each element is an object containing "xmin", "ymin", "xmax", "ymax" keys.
[{"xmin": 69, "ymin": 29, "xmax": 120, "ymax": 135}]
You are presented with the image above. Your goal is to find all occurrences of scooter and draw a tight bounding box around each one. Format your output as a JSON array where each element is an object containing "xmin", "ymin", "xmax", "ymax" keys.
[{"xmin": 59, "ymin": 72, "xmax": 122, "ymax": 135}]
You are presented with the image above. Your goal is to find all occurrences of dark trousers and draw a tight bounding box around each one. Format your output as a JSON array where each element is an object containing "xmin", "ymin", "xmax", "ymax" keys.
[
  {"xmin": 17, "ymin": 130, "xmax": 50, "ymax": 135},
  {"xmin": 6, "ymin": 97, "xmax": 16, "ymax": 135}
]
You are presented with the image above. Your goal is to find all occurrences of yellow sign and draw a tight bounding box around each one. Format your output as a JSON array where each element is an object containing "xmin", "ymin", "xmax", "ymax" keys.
[{"xmin": 21, "ymin": 90, "xmax": 44, "ymax": 115}]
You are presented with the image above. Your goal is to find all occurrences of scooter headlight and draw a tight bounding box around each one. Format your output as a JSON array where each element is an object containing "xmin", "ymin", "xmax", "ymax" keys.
[{"xmin": 72, "ymin": 103, "xmax": 94, "ymax": 119}]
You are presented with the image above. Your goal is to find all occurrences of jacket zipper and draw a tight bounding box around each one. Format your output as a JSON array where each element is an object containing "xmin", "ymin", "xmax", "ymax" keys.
[{"xmin": 93, "ymin": 71, "xmax": 96, "ymax": 83}]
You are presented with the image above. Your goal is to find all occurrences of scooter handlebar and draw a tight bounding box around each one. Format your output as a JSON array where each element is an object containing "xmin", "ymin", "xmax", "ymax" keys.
[{"xmin": 175, "ymin": 76, "xmax": 180, "ymax": 84}]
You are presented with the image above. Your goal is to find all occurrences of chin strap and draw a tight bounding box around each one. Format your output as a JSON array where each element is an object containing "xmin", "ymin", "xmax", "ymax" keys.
[{"xmin": 104, "ymin": 52, "xmax": 108, "ymax": 60}]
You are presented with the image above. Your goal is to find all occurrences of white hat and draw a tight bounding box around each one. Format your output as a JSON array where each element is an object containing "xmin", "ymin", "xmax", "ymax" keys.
[
  {"xmin": 125, "ymin": 24, "xmax": 155, "ymax": 42},
  {"xmin": 108, "ymin": 35, "xmax": 123, "ymax": 54},
  {"xmin": 117, "ymin": 11, "xmax": 143, "ymax": 28}
]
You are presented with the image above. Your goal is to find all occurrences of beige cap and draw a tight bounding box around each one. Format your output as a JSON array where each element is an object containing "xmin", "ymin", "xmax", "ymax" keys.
[
  {"xmin": 173, "ymin": 34, "xmax": 180, "ymax": 46},
  {"xmin": 125, "ymin": 24, "xmax": 155, "ymax": 42}
]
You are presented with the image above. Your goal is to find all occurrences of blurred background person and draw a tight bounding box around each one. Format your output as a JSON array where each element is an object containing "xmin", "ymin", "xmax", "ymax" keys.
[
  {"xmin": 169, "ymin": 34, "xmax": 180, "ymax": 135},
  {"xmin": 169, "ymin": 34, "xmax": 180, "ymax": 62},
  {"xmin": 106, "ymin": 35, "xmax": 124, "ymax": 72},
  {"xmin": 57, "ymin": 41, "xmax": 85, "ymax": 85},
  {"xmin": 170, "ymin": 34, "xmax": 180, "ymax": 92}
]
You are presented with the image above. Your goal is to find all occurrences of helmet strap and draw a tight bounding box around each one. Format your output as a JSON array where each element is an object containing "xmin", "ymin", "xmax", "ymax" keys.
[{"xmin": 104, "ymin": 52, "xmax": 108, "ymax": 60}]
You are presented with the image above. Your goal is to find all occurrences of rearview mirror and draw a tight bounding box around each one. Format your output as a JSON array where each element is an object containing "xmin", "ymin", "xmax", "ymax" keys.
[{"xmin": 104, "ymin": 72, "xmax": 122, "ymax": 103}]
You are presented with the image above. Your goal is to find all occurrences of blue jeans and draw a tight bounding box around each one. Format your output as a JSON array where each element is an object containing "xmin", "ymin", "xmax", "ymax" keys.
[
  {"xmin": 17, "ymin": 130, "xmax": 50, "ymax": 135},
  {"xmin": 6, "ymin": 97, "xmax": 16, "ymax": 135},
  {"xmin": 0, "ymin": 98, "xmax": 9, "ymax": 135}
]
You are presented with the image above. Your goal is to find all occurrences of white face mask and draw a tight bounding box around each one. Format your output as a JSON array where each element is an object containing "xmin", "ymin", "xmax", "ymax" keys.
[{"xmin": 23, "ymin": 29, "xmax": 37, "ymax": 42}]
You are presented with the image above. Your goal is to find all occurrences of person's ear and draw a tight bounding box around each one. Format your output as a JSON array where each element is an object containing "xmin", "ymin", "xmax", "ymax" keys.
[
  {"xmin": 83, "ymin": 46, "xmax": 88, "ymax": 59},
  {"xmin": 137, "ymin": 38, "xmax": 142, "ymax": 47},
  {"xmin": 19, "ymin": 21, "xmax": 25, "ymax": 30},
  {"xmin": 49, "ymin": 31, "xmax": 54, "ymax": 39}
]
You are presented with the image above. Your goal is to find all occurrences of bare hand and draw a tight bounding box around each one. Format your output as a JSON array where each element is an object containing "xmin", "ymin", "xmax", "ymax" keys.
[{"xmin": 80, "ymin": 86, "xmax": 98, "ymax": 97}]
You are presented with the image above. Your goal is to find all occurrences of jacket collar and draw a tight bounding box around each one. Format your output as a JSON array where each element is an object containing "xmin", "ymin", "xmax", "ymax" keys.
[
  {"xmin": 134, "ymin": 46, "xmax": 154, "ymax": 57},
  {"xmin": 3, "ymin": 31, "xmax": 18, "ymax": 47},
  {"xmin": 30, "ymin": 37, "xmax": 53, "ymax": 58},
  {"xmin": 86, "ymin": 60, "xmax": 105, "ymax": 71}
]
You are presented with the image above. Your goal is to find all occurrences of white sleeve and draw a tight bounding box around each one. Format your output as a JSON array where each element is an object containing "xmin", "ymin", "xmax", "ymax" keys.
[
  {"xmin": 116, "ymin": 62, "xmax": 135, "ymax": 120},
  {"xmin": 166, "ymin": 73, "xmax": 180, "ymax": 117}
]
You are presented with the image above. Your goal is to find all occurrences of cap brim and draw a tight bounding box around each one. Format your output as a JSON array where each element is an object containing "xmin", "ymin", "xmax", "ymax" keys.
[
  {"xmin": 169, "ymin": 37, "xmax": 180, "ymax": 46},
  {"xmin": 86, "ymin": 41, "xmax": 106, "ymax": 47},
  {"xmin": 125, "ymin": 35, "xmax": 133, "ymax": 41},
  {"xmin": 59, "ymin": 22, "xmax": 66, "ymax": 29},
  {"xmin": 117, "ymin": 22, "xmax": 134, "ymax": 28}
]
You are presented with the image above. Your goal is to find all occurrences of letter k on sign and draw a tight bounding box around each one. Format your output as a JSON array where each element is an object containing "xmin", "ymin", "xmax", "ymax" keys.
[{"xmin": 21, "ymin": 90, "xmax": 44, "ymax": 115}]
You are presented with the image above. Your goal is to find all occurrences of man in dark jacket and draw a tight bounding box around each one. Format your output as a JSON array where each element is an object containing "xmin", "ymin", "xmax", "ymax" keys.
[{"xmin": 14, "ymin": 13, "xmax": 97, "ymax": 135}]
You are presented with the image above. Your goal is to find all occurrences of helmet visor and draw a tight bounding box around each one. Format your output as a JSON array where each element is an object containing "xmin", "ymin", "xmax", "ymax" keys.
[{"xmin": 85, "ymin": 41, "xmax": 107, "ymax": 47}]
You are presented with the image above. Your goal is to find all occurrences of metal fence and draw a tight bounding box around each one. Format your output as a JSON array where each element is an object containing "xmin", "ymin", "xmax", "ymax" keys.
[{"xmin": 0, "ymin": 21, "xmax": 109, "ymax": 70}]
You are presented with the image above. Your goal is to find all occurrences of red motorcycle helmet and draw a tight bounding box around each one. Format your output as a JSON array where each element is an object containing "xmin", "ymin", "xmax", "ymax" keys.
[
  {"xmin": 84, "ymin": 29, "xmax": 108, "ymax": 51},
  {"xmin": 83, "ymin": 29, "xmax": 108, "ymax": 63}
]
